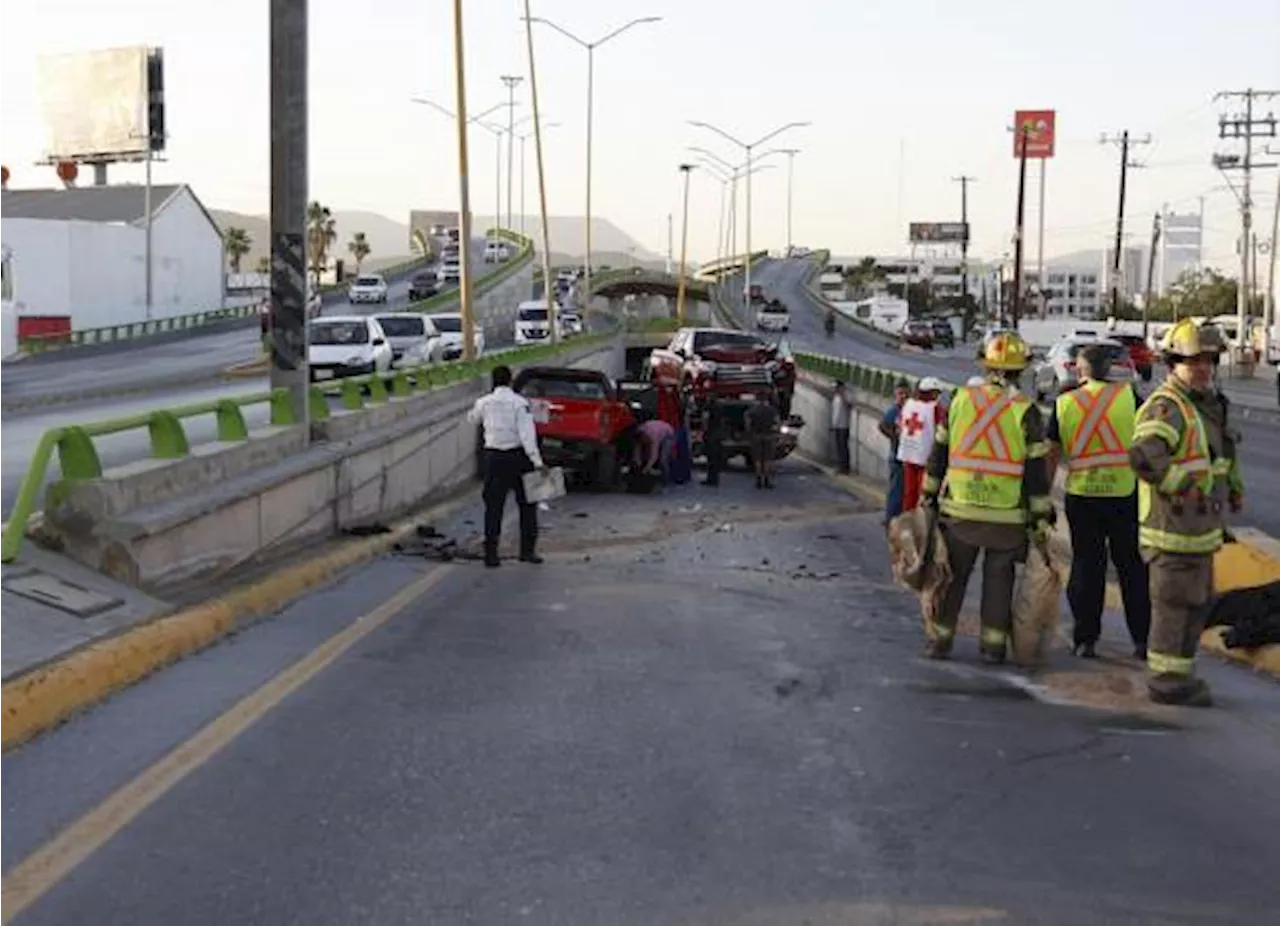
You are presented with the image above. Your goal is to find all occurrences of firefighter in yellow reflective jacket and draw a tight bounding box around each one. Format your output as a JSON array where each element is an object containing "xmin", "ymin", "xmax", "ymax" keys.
[
  {"xmin": 1129, "ymin": 320, "xmax": 1243, "ymax": 707},
  {"xmin": 921, "ymin": 331, "xmax": 1055, "ymax": 663}
]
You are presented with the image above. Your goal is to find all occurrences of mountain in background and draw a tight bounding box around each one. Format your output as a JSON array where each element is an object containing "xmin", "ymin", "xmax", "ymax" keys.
[{"xmin": 211, "ymin": 206, "xmax": 667, "ymax": 271}]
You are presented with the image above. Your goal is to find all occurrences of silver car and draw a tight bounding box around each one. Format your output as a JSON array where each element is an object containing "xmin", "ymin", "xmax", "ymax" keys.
[{"xmin": 1030, "ymin": 337, "xmax": 1136, "ymax": 402}]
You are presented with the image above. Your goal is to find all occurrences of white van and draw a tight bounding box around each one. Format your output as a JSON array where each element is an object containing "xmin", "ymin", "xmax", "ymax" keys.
[{"xmin": 514, "ymin": 300, "xmax": 557, "ymax": 345}]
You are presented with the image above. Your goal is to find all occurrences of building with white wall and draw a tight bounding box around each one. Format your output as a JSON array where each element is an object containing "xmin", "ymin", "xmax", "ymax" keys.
[
  {"xmin": 1158, "ymin": 210, "xmax": 1203, "ymax": 293},
  {"xmin": 828, "ymin": 254, "xmax": 993, "ymax": 305},
  {"xmin": 1, "ymin": 184, "xmax": 224, "ymax": 333}
]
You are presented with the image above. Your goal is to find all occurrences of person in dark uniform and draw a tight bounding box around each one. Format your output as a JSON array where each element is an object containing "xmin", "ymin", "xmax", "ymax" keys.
[
  {"xmin": 702, "ymin": 397, "xmax": 727, "ymax": 486},
  {"xmin": 467, "ymin": 365, "xmax": 547, "ymax": 567}
]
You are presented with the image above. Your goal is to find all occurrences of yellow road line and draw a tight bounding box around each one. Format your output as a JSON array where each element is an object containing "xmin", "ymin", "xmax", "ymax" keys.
[{"xmin": 1, "ymin": 565, "xmax": 454, "ymax": 923}]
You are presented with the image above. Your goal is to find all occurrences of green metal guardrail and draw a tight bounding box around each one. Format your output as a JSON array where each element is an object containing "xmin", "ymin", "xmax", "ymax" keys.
[
  {"xmin": 803, "ymin": 249, "xmax": 904, "ymax": 345},
  {"xmin": 0, "ymin": 319, "xmax": 618, "ymax": 564},
  {"xmin": 694, "ymin": 250, "xmax": 770, "ymax": 281},
  {"xmin": 623, "ymin": 316, "xmax": 681, "ymax": 334},
  {"xmin": 20, "ymin": 304, "xmax": 264, "ymax": 354}
]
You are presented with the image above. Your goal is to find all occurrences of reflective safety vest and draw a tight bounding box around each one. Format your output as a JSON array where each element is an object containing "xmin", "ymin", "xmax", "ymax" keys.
[
  {"xmin": 1055, "ymin": 380, "xmax": 1137, "ymax": 497},
  {"xmin": 942, "ymin": 384, "xmax": 1031, "ymax": 524},
  {"xmin": 1135, "ymin": 384, "xmax": 1232, "ymax": 554}
]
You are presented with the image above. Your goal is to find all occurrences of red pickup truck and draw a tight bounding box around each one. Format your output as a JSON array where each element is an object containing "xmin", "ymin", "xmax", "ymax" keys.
[{"xmin": 513, "ymin": 366, "xmax": 642, "ymax": 487}]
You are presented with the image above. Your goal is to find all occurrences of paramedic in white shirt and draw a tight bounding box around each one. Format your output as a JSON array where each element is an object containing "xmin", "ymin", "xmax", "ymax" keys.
[
  {"xmin": 830, "ymin": 380, "xmax": 852, "ymax": 473},
  {"xmin": 468, "ymin": 364, "xmax": 547, "ymax": 567},
  {"xmin": 896, "ymin": 377, "xmax": 944, "ymax": 512}
]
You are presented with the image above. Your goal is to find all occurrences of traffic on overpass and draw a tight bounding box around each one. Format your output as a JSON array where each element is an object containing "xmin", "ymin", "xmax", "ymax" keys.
[{"xmin": 2, "ymin": 3, "xmax": 1278, "ymax": 925}]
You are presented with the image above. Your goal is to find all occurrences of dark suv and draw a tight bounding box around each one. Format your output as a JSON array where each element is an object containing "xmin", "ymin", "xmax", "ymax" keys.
[
  {"xmin": 902, "ymin": 320, "xmax": 934, "ymax": 349},
  {"xmin": 929, "ymin": 318, "xmax": 955, "ymax": 348},
  {"xmin": 408, "ymin": 270, "xmax": 438, "ymax": 301}
]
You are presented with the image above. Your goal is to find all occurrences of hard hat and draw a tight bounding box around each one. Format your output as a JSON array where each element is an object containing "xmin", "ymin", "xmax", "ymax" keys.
[
  {"xmin": 918, "ymin": 376, "xmax": 944, "ymax": 393},
  {"xmin": 981, "ymin": 331, "xmax": 1031, "ymax": 371},
  {"xmin": 1160, "ymin": 319, "xmax": 1225, "ymax": 360}
]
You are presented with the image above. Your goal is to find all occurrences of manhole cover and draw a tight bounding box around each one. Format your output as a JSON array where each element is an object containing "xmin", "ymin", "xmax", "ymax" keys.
[{"xmin": 2, "ymin": 570, "xmax": 123, "ymax": 618}]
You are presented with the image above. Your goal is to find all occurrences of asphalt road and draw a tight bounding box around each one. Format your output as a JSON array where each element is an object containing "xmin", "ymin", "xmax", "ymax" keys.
[
  {"xmin": 0, "ymin": 239, "xmax": 490, "ymax": 404},
  {"xmin": 5, "ymin": 465, "xmax": 1279, "ymax": 924},
  {"xmin": 740, "ymin": 258, "xmax": 1280, "ymax": 539}
]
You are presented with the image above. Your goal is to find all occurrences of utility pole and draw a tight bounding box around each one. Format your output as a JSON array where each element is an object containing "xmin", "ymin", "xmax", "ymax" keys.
[
  {"xmin": 500, "ymin": 75, "xmax": 523, "ymax": 231},
  {"xmin": 1265, "ymin": 149, "xmax": 1280, "ymax": 362},
  {"xmin": 952, "ymin": 174, "xmax": 976, "ymax": 323},
  {"xmin": 675, "ymin": 164, "xmax": 695, "ymax": 325},
  {"xmin": 1100, "ymin": 129, "xmax": 1152, "ymax": 320},
  {"xmin": 269, "ymin": 0, "xmax": 309, "ymax": 431},
  {"xmin": 451, "ymin": 0, "xmax": 478, "ymax": 361},
  {"xmin": 1214, "ymin": 89, "xmax": 1278, "ymax": 359},
  {"xmin": 666, "ymin": 212, "xmax": 673, "ymax": 274},
  {"xmin": 1144, "ymin": 213, "xmax": 1161, "ymax": 342},
  {"xmin": 1011, "ymin": 127, "xmax": 1030, "ymax": 328}
]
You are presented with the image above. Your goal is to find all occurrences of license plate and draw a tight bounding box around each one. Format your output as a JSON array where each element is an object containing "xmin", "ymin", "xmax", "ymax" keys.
[
  {"xmin": 739, "ymin": 392, "xmax": 755, "ymax": 400},
  {"xmin": 314, "ymin": 369, "xmax": 334, "ymax": 380},
  {"xmin": 531, "ymin": 400, "xmax": 551, "ymax": 424}
]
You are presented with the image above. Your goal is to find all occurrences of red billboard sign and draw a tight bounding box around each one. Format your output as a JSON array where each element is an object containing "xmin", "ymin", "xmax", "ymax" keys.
[{"xmin": 1013, "ymin": 109, "xmax": 1056, "ymax": 159}]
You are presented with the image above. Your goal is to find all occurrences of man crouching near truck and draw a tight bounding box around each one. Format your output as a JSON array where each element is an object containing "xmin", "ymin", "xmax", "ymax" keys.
[{"xmin": 745, "ymin": 390, "xmax": 781, "ymax": 489}]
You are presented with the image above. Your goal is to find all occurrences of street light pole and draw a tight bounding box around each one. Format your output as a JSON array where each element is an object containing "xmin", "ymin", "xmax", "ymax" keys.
[
  {"xmin": 689, "ymin": 120, "xmax": 810, "ymax": 314},
  {"xmin": 269, "ymin": 0, "xmax": 309, "ymax": 431},
  {"xmin": 522, "ymin": 0, "xmax": 556, "ymax": 343},
  {"xmin": 500, "ymin": 75, "xmax": 523, "ymax": 230},
  {"xmin": 777, "ymin": 148, "xmax": 800, "ymax": 253},
  {"xmin": 527, "ymin": 15, "xmax": 661, "ymax": 313},
  {"xmin": 449, "ymin": 0, "xmax": 477, "ymax": 361},
  {"xmin": 676, "ymin": 163, "xmax": 695, "ymax": 326}
]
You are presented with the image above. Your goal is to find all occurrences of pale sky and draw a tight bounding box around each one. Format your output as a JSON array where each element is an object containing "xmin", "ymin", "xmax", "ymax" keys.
[{"xmin": 3, "ymin": 0, "xmax": 1279, "ymax": 267}]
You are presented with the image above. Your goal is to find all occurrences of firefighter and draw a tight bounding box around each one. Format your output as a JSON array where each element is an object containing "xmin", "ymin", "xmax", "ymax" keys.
[
  {"xmin": 1129, "ymin": 320, "xmax": 1242, "ymax": 707},
  {"xmin": 921, "ymin": 331, "xmax": 1054, "ymax": 663},
  {"xmin": 1047, "ymin": 343, "xmax": 1150, "ymax": 660}
]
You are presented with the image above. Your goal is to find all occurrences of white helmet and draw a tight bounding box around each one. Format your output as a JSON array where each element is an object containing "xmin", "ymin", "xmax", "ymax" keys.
[{"xmin": 918, "ymin": 376, "xmax": 945, "ymax": 393}]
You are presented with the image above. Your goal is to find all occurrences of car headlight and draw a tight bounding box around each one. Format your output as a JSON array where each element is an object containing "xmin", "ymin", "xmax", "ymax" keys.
[{"xmin": 345, "ymin": 354, "xmax": 366, "ymax": 366}]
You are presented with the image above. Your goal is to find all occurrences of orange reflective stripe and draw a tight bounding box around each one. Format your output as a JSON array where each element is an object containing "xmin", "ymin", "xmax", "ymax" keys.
[
  {"xmin": 1067, "ymin": 383, "xmax": 1127, "ymax": 466},
  {"xmin": 952, "ymin": 387, "xmax": 1022, "ymax": 475}
]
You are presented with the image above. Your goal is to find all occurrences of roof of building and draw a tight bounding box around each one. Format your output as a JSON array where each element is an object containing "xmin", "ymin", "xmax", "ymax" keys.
[{"xmin": 2, "ymin": 184, "xmax": 197, "ymax": 225}]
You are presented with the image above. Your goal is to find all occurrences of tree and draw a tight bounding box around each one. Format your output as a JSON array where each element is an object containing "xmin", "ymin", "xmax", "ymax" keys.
[
  {"xmin": 255, "ymin": 255, "xmax": 270, "ymax": 274},
  {"xmin": 347, "ymin": 232, "xmax": 371, "ymax": 274},
  {"xmin": 1147, "ymin": 267, "xmax": 1263, "ymax": 322},
  {"xmin": 224, "ymin": 227, "xmax": 252, "ymax": 273},
  {"xmin": 842, "ymin": 256, "xmax": 885, "ymax": 299},
  {"xmin": 306, "ymin": 201, "xmax": 337, "ymax": 282}
]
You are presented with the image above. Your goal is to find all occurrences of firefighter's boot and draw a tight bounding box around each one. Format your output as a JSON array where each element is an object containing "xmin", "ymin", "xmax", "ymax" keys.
[{"xmin": 1148, "ymin": 673, "xmax": 1212, "ymax": 707}]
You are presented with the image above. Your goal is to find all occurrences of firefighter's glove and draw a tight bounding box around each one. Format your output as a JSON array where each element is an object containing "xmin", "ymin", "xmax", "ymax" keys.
[{"xmin": 1030, "ymin": 519, "xmax": 1053, "ymax": 547}]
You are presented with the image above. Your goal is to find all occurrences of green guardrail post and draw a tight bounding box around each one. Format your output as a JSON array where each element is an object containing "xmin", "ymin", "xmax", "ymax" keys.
[
  {"xmin": 270, "ymin": 388, "xmax": 296, "ymax": 426},
  {"xmin": 308, "ymin": 386, "xmax": 330, "ymax": 420},
  {"xmin": 368, "ymin": 374, "xmax": 389, "ymax": 404},
  {"xmin": 215, "ymin": 400, "xmax": 250, "ymax": 441},
  {"xmin": 340, "ymin": 378, "xmax": 364, "ymax": 409},
  {"xmin": 148, "ymin": 410, "xmax": 190, "ymax": 459},
  {"xmin": 391, "ymin": 369, "xmax": 413, "ymax": 398}
]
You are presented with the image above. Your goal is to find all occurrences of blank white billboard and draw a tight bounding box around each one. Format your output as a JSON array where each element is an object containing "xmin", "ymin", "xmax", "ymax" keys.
[{"xmin": 38, "ymin": 46, "xmax": 150, "ymax": 161}]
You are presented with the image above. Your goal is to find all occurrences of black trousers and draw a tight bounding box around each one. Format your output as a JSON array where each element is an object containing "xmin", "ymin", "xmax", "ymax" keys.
[
  {"xmin": 704, "ymin": 433, "xmax": 724, "ymax": 484},
  {"xmin": 831, "ymin": 427, "xmax": 851, "ymax": 472},
  {"xmin": 1065, "ymin": 492, "xmax": 1151, "ymax": 648},
  {"xmin": 483, "ymin": 448, "xmax": 537, "ymax": 555}
]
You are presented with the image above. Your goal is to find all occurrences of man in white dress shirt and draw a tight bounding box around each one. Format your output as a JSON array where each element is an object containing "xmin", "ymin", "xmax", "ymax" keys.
[{"xmin": 468, "ymin": 365, "xmax": 547, "ymax": 567}]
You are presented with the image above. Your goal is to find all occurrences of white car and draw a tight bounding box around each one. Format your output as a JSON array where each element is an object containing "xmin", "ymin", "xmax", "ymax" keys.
[
  {"xmin": 432, "ymin": 312, "xmax": 485, "ymax": 361},
  {"xmin": 756, "ymin": 300, "xmax": 791, "ymax": 332},
  {"xmin": 483, "ymin": 240, "xmax": 511, "ymax": 263},
  {"xmin": 348, "ymin": 274, "xmax": 388, "ymax": 304},
  {"xmin": 374, "ymin": 313, "xmax": 443, "ymax": 367},
  {"xmin": 559, "ymin": 311, "xmax": 584, "ymax": 336},
  {"xmin": 308, "ymin": 315, "xmax": 393, "ymax": 381},
  {"xmin": 514, "ymin": 300, "xmax": 557, "ymax": 345},
  {"xmin": 437, "ymin": 260, "xmax": 461, "ymax": 286}
]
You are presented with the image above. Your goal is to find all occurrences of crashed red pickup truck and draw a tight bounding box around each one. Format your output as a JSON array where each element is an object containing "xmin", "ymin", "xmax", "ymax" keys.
[
  {"xmin": 513, "ymin": 366, "xmax": 643, "ymax": 487},
  {"xmin": 647, "ymin": 327, "xmax": 803, "ymax": 464}
]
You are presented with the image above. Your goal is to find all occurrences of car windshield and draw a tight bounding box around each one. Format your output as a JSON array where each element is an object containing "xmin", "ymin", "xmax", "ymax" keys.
[
  {"xmin": 376, "ymin": 317, "xmax": 425, "ymax": 337},
  {"xmin": 762, "ymin": 303, "xmax": 788, "ymax": 313},
  {"xmin": 432, "ymin": 316, "xmax": 461, "ymax": 333},
  {"xmin": 413, "ymin": 272, "xmax": 433, "ymax": 283},
  {"xmin": 693, "ymin": 331, "xmax": 766, "ymax": 352},
  {"xmin": 1067, "ymin": 342, "xmax": 1127, "ymax": 363},
  {"xmin": 520, "ymin": 308, "xmax": 549, "ymax": 322},
  {"xmin": 311, "ymin": 321, "xmax": 368, "ymax": 345},
  {"xmin": 354, "ymin": 277, "xmax": 381, "ymax": 287},
  {"xmin": 521, "ymin": 376, "xmax": 608, "ymax": 400}
]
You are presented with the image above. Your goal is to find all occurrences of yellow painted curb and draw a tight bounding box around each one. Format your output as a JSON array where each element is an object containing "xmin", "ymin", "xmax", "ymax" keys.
[{"xmin": 1, "ymin": 491, "xmax": 474, "ymax": 751}]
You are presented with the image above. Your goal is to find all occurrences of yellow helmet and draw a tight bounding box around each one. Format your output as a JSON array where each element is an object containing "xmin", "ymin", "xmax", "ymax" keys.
[
  {"xmin": 1160, "ymin": 319, "xmax": 1225, "ymax": 361},
  {"xmin": 982, "ymin": 331, "xmax": 1031, "ymax": 371}
]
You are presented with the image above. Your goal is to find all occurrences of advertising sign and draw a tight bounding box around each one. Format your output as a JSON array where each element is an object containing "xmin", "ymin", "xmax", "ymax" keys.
[
  {"xmin": 909, "ymin": 222, "xmax": 969, "ymax": 244},
  {"xmin": 38, "ymin": 46, "xmax": 154, "ymax": 161},
  {"xmin": 1013, "ymin": 109, "xmax": 1056, "ymax": 159}
]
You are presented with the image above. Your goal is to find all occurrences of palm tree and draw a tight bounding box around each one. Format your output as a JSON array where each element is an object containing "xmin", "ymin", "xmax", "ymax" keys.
[
  {"xmin": 843, "ymin": 256, "xmax": 885, "ymax": 298},
  {"xmin": 306, "ymin": 201, "xmax": 337, "ymax": 282},
  {"xmin": 347, "ymin": 232, "xmax": 371, "ymax": 275},
  {"xmin": 224, "ymin": 227, "xmax": 252, "ymax": 273}
]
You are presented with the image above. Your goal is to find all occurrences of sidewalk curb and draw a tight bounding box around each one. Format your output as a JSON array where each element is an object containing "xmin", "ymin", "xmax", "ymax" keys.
[{"xmin": 0, "ymin": 489, "xmax": 477, "ymax": 751}]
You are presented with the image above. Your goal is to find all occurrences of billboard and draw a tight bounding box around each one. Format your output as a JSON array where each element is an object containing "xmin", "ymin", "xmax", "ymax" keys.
[
  {"xmin": 37, "ymin": 46, "xmax": 160, "ymax": 161},
  {"xmin": 909, "ymin": 222, "xmax": 969, "ymax": 244},
  {"xmin": 1013, "ymin": 109, "xmax": 1056, "ymax": 159}
]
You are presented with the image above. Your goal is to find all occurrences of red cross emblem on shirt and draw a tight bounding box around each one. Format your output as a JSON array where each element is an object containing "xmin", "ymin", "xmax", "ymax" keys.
[{"xmin": 902, "ymin": 411, "xmax": 926, "ymax": 437}]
